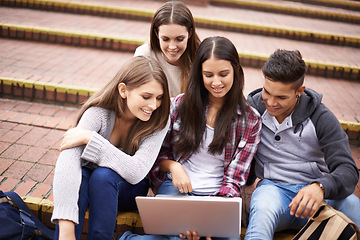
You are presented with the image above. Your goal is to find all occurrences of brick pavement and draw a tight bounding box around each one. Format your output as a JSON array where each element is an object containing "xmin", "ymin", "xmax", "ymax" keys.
[
  {"xmin": 0, "ymin": 98, "xmax": 78, "ymax": 200},
  {"xmin": 0, "ymin": 0, "xmax": 360, "ymax": 238}
]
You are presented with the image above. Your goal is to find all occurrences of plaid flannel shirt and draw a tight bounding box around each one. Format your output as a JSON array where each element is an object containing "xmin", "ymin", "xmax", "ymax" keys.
[{"xmin": 149, "ymin": 94, "xmax": 261, "ymax": 197}]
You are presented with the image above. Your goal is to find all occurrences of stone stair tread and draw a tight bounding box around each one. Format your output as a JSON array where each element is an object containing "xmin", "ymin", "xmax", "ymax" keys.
[
  {"xmin": 49, "ymin": 0, "xmax": 360, "ymax": 17},
  {"xmin": 42, "ymin": 0, "xmax": 360, "ymax": 36},
  {"xmin": 219, "ymin": 0, "xmax": 360, "ymax": 15},
  {"xmin": 1, "ymin": 7, "xmax": 360, "ymax": 68},
  {"xmin": 1, "ymin": 39, "xmax": 359, "ymax": 122}
]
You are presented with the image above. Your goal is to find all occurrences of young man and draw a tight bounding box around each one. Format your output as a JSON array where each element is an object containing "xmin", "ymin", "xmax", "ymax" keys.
[{"xmin": 245, "ymin": 49, "xmax": 360, "ymax": 239}]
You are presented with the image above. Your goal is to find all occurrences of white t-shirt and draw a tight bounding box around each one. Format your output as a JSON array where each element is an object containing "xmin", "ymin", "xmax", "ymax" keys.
[{"xmin": 169, "ymin": 124, "xmax": 225, "ymax": 195}]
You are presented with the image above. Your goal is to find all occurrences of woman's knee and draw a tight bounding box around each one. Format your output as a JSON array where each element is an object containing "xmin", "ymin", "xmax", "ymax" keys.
[
  {"xmin": 90, "ymin": 167, "xmax": 122, "ymax": 185},
  {"xmin": 157, "ymin": 179, "xmax": 182, "ymax": 195}
]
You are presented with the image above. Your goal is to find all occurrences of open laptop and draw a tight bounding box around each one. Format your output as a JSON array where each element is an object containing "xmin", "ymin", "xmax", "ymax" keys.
[{"xmin": 135, "ymin": 195, "xmax": 242, "ymax": 238}]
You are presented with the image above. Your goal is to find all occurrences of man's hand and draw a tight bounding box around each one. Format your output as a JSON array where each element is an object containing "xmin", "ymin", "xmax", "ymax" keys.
[
  {"xmin": 289, "ymin": 183, "xmax": 324, "ymax": 219},
  {"xmin": 179, "ymin": 230, "xmax": 211, "ymax": 240}
]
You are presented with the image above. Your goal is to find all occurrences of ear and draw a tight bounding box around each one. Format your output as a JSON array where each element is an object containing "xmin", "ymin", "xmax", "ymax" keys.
[
  {"xmin": 296, "ymin": 85, "xmax": 306, "ymax": 96},
  {"xmin": 118, "ymin": 83, "xmax": 127, "ymax": 99}
]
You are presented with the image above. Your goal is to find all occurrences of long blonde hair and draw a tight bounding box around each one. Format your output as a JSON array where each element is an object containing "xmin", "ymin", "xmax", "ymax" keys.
[{"xmin": 76, "ymin": 56, "xmax": 170, "ymax": 155}]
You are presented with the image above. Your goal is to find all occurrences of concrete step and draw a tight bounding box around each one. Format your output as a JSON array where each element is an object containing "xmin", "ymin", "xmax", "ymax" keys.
[
  {"xmin": 1, "ymin": 22, "xmax": 359, "ymax": 81},
  {"xmin": 284, "ymin": 0, "xmax": 360, "ymax": 12},
  {"xmin": 1, "ymin": 2, "xmax": 360, "ymax": 80},
  {"xmin": 209, "ymin": 0, "xmax": 360, "ymax": 24},
  {"xmin": 1, "ymin": 0, "xmax": 360, "ymax": 122},
  {"xmin": 1, "ymin": 0, "xmax": 360, "ymax": 84},
  {"xmin": 2, "ymin": 0, "xmax": 360, "ymax": 37},
  {"xmin": 1, "ymin": 37, "xmax": 360, "ymax": 122},
  {"xmin": 1, "ymin": 0, "xmax": 360, "ymax": 47}
]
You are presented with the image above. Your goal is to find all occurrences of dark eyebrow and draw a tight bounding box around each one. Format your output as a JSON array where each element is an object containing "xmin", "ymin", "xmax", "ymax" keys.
[
  {"xmin": 160, "ymin": 34, "xmax": 186, "ymax": 38},
  {"xmin": 263, "ymin": 87, "xmax": 270, "ymax": 94},
  {"xmin": 219, "ymin": 69, "xmax": 230, "ymax": 74},
  {"xmin": 142, "ymin": 92, "xmax": 164, "ymax": 97}
]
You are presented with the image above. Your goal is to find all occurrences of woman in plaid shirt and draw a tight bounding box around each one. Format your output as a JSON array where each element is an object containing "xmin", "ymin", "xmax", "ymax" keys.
[
  {"xmin": 149, "ymin": 36, "xmax": 262, "ymax": 199},
  {"xmin": 121, "ymin": 36, "xmax": 261, "ymax": 240}
]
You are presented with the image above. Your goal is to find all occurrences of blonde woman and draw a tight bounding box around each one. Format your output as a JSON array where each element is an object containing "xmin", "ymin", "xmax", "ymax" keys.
[{"xmin": 51, "ymin": 56, "xmax": 171, "ymax": 240}]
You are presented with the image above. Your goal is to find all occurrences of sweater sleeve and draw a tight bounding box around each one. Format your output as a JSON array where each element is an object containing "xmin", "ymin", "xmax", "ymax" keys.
[
  {"xmin": 51, "ymin": 107, "xmax": 109, "ymax": 224},
  {"xmin": 312, "ymin": 105, "xmax": 359, "ymax": 199},
  {"xmin": 51, "ymin": 147, "xmax": 83, "ymax": 224},
  {"xmin": 80, "ymin": 119, "xmax": 170, "ymax": 185},
  {"xmin": 134, "ymin": 43, "xmax": 151, "ymax": 57}
]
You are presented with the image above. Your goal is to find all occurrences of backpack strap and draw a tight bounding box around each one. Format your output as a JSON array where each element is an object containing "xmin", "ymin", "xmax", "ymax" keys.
[
  {"xmin": 4, "ymin": 191, "xmax": 55, "ymax": 240},
  {"xmin": 19, "ymin": 209, "xmax": 37, "ymax": 240}
]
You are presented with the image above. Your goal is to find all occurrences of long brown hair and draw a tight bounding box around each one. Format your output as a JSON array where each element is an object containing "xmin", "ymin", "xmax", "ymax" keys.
[
  {"xmin": 76, "ymin": 56, "xmax": 170, "ymax": 155},
  {"xmin": 176, "ymin": 36, "xmax": 247, "ymax": 155},
  {"xmin": 150, "ymin": 1, "xmax": 200, "ymax": 92}
]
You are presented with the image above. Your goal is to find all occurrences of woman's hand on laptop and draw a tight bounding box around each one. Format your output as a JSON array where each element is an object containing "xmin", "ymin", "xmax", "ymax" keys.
[
  {"xmin": 166, "ymin": 161, "xmax": 193, "ymax": 193},
  {"xmin": 179, "ymin": 230, "xmax": 212, "ymax": 240}
]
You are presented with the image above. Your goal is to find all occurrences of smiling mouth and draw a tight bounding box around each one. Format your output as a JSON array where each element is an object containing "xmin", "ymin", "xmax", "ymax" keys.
[
  {"xmin": 167, "ymin": 50, "xmax": 179, "ymax": 56},
  {"xmin": 212, "ymin": 87, "xmax": 224, "ymax": 93},
  {"xmin": 141, "ymin": 109, "xmax": 153, "ymax": 115},
  {"xmin": 266, "ymin": 104, "xmax": 281, "ymax": 111}
]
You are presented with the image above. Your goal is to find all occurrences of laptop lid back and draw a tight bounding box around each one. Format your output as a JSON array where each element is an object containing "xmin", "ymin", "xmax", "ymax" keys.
[{"xmin": 135, "ymin": 195, "xmax": 242, "ymax": 238}]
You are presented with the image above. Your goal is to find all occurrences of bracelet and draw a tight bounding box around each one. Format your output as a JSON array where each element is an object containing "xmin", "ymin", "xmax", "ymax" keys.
[{"xmin": 315, "ymin": 182, "xmax": 325, "ymax": 193}]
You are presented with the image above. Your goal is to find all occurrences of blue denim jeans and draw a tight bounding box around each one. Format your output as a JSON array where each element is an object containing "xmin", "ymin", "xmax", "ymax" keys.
[
  {"xmin": 120, "ymin": 178, "xmax": 240, "ymax": 240},
  {"xmin": 245, "ymin": 179, "xmax": 360, "ymax": 240},
  {"xmin": 55, "ymin": 167, "xmax": 148, "ymax": 240}
]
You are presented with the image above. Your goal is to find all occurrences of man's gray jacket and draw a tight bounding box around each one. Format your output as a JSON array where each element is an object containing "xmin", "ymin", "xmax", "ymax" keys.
[{"xmin": 247, "ymin": 88, "xmax": 359, "ymax": 200}]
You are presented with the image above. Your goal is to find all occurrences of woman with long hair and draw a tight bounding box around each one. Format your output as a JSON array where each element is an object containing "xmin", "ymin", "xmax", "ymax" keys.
[
  {"xmin": 121, "ymin": 37, "xmax": 262, "ymax": 240},
  {"xmin": 51, "ymin": 56, "xmax": 171, "ymax": 240},
  {"xmin": 134, "ymin": 1, "xmax": 200, "ymax": 97}
]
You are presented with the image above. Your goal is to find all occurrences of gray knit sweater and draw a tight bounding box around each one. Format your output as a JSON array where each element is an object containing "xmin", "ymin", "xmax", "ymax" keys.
[{"xmin": 51, "ymin": 107, "xmax": 169, "ymax": 224}]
